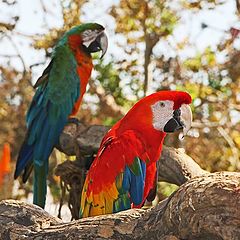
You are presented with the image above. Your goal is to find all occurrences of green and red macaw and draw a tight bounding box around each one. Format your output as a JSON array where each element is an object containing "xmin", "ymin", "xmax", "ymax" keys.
[
  {"xmin": 14, "ymin": 23, "xmax": 108, "ymax": 208},
  {"xmin": 80, "ymin": 90, "xmax": 192, "ymax": 217}
]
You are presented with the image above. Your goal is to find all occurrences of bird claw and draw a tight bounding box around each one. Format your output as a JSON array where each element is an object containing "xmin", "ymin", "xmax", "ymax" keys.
[{"xmin": 68, "ymin": 117, "xmax": 80, "ymax": 126}]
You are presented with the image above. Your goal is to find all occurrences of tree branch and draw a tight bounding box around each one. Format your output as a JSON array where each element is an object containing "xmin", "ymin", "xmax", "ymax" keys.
[
  {"xmin": 1, "ymin": 172, "xmax": 240, "ymax": 239},
  {"xmin": 159, "ymin": 146, "xmax": 206, "ymax": 185},
  {"xmin": 88, "ymin": 81, "xmax": 126, "ymax": 119}
]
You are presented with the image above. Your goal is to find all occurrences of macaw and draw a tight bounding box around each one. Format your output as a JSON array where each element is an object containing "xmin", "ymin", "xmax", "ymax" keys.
[
  {"xmin": 14, "ymin": 23, "xmax": 108, "ymax": 208},
  {"xmin": 80, "ymin": 90, "xmax": 192, "ymax": 218}
]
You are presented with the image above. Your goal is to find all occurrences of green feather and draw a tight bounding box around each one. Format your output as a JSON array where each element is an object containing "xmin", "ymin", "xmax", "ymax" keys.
[
  {"xmin": 33, "ymin": 161, "xmax": 48, "ymax": 208},
  {"xmin": 16, "ymin": 23, "xmax": 105, "ymax": 209},
  {"xmin": 60, "ymin": 23, "xmax": 104, "ymax": 43},
  {"xmin": 31, "ymin": 38, "xmax": 79, "ymax": 208},
  {"xmin": 115, "ymin": 172, "xmax": 123, "ymax": 193},
  {"xmin": 129, "ymin": 157, "xmax": 142, "ymax": 176}
]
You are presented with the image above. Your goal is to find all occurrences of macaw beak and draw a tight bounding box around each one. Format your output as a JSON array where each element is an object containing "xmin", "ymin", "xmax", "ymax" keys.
[
  {"xmin": 163, "ymin": 104, "xmax": 192, "ymax": 136},
  {"xmin": 86, "ymin": 31, "xmax": 108, "ymax": 58},
  {"xmin": 98, "ymin": 32, "xmax": 108, "ymax": 58}
]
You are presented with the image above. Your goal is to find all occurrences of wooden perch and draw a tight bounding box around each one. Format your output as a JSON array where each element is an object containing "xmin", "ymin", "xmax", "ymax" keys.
[
  {"xmin": 1, "ymin": 172, "xmax": 240, "ymax": 239},
  {"xmin": 159, "ymin": 147, "xmax": 207, "ymax": 185}
]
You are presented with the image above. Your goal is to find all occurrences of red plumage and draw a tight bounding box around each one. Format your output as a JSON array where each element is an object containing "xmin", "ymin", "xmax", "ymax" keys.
[{"xmin": 80, "ymin": 91, "xmax": 192, "ymax": 217}]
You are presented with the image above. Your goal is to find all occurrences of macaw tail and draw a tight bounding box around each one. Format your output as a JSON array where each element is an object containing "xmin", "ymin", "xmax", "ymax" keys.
[
  {"xmin": 33, "ymin": 161, "xmax": 48, "ymax": 208},
  {"xmin": 14, "ymin": 140, "xmax": 34, "ymax": 181}
]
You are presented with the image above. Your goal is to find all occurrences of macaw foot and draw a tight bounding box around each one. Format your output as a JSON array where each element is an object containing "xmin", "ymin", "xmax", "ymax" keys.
[{"xmin": 67, "ymin": 117, "xmax": 80, "ymax": 126}]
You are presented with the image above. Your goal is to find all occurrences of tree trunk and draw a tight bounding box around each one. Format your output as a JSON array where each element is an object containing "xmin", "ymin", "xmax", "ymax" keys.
[{"xmin": 1, "ymin": 172, "xmax": 240, "ymax": 239}]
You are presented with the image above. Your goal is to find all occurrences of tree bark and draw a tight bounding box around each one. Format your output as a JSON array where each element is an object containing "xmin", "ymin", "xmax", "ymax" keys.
[{"xmin": 1, "ymin": 172, "xmax": 240, "ymax": 239}]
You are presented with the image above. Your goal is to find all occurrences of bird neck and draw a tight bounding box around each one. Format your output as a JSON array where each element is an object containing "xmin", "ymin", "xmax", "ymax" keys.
[
  {"xmin": 67, "ymin": 35, "xmax": 93, "ymax": 116},
  {"xmin": 68, "ymin": 34, "xmax": 83, "ymax": 50},
  {"xmin": 136, "ymin": 125, "xmax": 166, "ymax": 163},
  {"xmin": 116, "ymin": 116, "xmax": 166, "ymax": 163}
]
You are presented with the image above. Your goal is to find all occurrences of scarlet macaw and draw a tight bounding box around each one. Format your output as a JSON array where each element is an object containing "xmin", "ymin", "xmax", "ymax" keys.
[
  {"xmin": 14, "ymin": 23, "xmax": 108, "ymax": 208},
  {"xmin": 80, "ymin": 91, "xmax": 192, "ymax": 217}
]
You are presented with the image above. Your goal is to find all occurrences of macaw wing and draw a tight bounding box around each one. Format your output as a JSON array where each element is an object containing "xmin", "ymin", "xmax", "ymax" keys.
[
  {"xmin": 14, "ymin": 45, "xmax": 80, "ymax": 179},
  {"xmin": 80, "ymin": 130, "xmax": 148, "ymax": 218}
]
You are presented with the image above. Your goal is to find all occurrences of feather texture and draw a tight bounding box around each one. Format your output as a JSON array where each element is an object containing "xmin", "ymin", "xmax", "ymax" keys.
[
  {"xmin": 80, "ymin": 90, "xmax": 192, "ymax": 218},
  {"xmin": 14, "ymin": 46, "xmax": 80, "ymax": 208},
  {"xmin": 80, "ymin": 130, "xmax": 155, "ymax": 218},
  {"xmin": 14, "ymin": 23, "xmax": 106, "ymax": 209}
]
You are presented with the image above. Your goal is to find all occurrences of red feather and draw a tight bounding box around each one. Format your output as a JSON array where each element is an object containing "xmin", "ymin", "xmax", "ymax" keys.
[
  {"xmin": 80, "ymin": 91, "xmax": 192, "ymax": 217},
  {"xmin": 68, "ymin": 34, "xmax": 93, "ymax": 116}
]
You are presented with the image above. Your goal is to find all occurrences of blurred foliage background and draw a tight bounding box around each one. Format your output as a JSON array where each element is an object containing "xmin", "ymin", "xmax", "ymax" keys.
[{"xmin": 0, "ymin": 0, "xmax": 240, "ymax": 217}]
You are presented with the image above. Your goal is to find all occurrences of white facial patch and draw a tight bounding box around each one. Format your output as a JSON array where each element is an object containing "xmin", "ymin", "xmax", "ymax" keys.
[
  {"xmin": 151, "ymin": 100, "xmax": 174, "ymax": 131},
  {"xmin": 82, "ymin": 29, "xmax": 102, "ymax": 47},
  {"xmin": 180, "ymin": 104, "xmax": 192, "ymax": 136}
]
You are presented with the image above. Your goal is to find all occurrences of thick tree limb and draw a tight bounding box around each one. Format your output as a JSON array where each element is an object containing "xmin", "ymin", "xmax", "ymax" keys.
[
  {"xmin": 1, "ymin": 172, "xmax": 240, "ymax": 239},
  {"xmin": 159, "ymin": 147, "xmax": 207, "ymax": 185}
]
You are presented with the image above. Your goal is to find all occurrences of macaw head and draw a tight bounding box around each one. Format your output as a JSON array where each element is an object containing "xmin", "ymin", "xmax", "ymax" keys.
[
  {"xmin": 122, "ymin": 91, "xmax": 192, "ymax": 137},
  {"xmin": 63, "ymin": 23, "xmax": 108, "ymax": 58},
  {"xmin": 149, "ymin": 91, "xmax": 192, "ymax": 136}
]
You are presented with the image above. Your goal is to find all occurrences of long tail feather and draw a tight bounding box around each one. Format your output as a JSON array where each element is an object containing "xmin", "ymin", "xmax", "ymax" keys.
[
  {"xmin": 33, "ymin": 161, "xmax": 48, "ymax": 208},
  {"xmin": 22, "ymin": 162, "xmax": 33, "ymax": 183},
  {"xmin": 14, "ymin": 140, "xmax": 33, "ymax": 180}
]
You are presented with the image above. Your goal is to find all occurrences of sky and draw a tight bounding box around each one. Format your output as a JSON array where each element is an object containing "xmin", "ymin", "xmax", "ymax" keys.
[{"xmin": 0, "ymin": 0, "xmax": 238, "ymax": 77}]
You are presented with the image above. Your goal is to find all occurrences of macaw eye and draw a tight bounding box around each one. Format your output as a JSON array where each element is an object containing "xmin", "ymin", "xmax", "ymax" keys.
[{"xmin": 160, "ymin": 102, "xmax": 165, "ymax": 107}]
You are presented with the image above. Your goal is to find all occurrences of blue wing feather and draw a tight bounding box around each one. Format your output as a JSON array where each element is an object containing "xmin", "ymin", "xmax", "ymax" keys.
[
  {"xmin": 14, "ymin": 143, "xmax": 33, "ymax": 178},
  {"xmin": 129, "ymin": 158, "xmax": 146, "ymax": 205},
  {"xmin": 114, "ymin": 136, "xmax": 147, "ymax": 211},
  {"xmin": 122, "ymin": 166, "xmax": 131, "ymax": 191},
  {"xmin": 114, "ymin": 159, "xmax": 146, "ymax": 212}
]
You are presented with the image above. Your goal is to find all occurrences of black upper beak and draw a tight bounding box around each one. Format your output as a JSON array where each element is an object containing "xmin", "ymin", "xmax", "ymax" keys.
[
  {"xmin": 163, "ymin": 109, "xmax": 184, "ymax": 133},
  {"xmin": 87, "ymin": 32, "xmax": 108, "ymax": 58}
]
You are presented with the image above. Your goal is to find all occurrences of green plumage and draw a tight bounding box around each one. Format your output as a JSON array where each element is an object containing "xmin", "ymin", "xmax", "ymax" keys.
[
  {"xmin": 29, "ymin": 45, "xmax": 80, "ymax": 208},
  {"xmin": 129, "ymin": 157, "xmax": 142, "ymax": 176},
  {"xmin": 33, "ymin": 161, "xmax": 48, "ymax": 207},
  {"xmin": 14, "ymin": 23, "xmax": 106, "ymax": 208}
]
